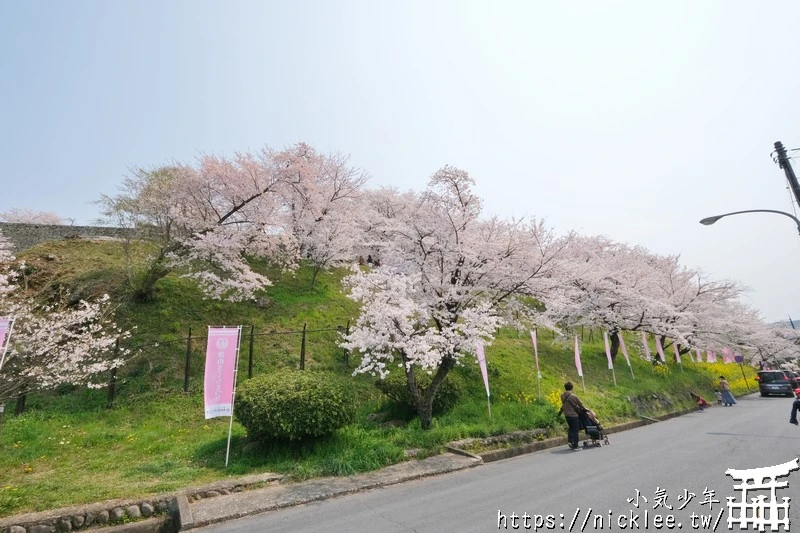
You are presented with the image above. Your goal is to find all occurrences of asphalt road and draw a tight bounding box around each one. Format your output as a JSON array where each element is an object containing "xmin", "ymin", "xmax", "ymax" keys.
[{"xmin": 197, "ymin": 394, "xmax": 800, "ymax": 532}]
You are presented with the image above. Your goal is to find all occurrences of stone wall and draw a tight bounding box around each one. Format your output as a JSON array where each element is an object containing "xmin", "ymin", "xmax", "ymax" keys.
[{"xmin": 0, "ymin": 223, "xmax": 138, "ymax": 252}]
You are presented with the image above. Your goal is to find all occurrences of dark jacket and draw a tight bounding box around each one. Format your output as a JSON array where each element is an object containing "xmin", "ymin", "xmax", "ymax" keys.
[{"xmin": 559, "ymin": 391, "xmax": 586, "ymax": 418}]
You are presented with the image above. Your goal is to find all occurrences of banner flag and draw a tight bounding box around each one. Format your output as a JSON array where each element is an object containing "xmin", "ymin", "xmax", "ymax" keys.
[
  {"xmin": 204, "ymin": 326, "xmax": 242, "ymax": 419},
  {"xmin": 476, "ymin": 342, "xmax": 491, "ymax": 399},
  {"xmin": 641, "ymin": 331, "xmax": 652, "ymax": 360},
  {"xmin": 603, "ymin": 331, "xmax": 614, "ymax": 370},
  {"xmin": 476, "ymin": 342, "xmax": 492, "ymax": 418},
  {"xmin": 618, "ymin": 332, "xmax": 631, "ymax": 367},
  {"xmin": 707, "ymin": 350, "xmax": 717, "ymax": 363},
  {"xmin": 655, "ymin": 336, "xmax": 666, "ymax": 362},
  {"xmin": 0, "ymin": 316, "xmax": 15, "ymax": 372},
  {"xmin": 673, "ymin": 341, "xmax": 682, "ymax": 364},
  {"xmin": 618, "ymin": 331, "xmax": 635, "ymax": 379},
  {"xmin": 530, "ymin": 330, "xmax": 541, "ymax": 379},
  {"xmin": 574, "ymin": 335, "xmax": 583, "ymax": 377},
  {"xmin": 721, "ymin": 347, "xmax": 734, "ymax": 364}
]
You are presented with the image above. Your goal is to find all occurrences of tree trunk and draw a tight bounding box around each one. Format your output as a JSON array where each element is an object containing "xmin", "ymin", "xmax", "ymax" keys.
[
  {"xmin": 609, "ymin": 329, "xmax": 620, "ymax": 361},
  {"xmin": 403, "ymin": 353, "xmax": 456, "ymax": 430},
  {"xmin": 133, "ymin": 262, "xmax": 170, "ymax": 302},
  {"xmin": 130, "ymin": 246, "xmax": 174, "ymax": 302},
  {"xmin": 14, "ymin": 389, "xmax": 27, "ymax": 415},
  {"xmin": 310, "ymin": 264, "xmax": 321, "ymax": 288}
]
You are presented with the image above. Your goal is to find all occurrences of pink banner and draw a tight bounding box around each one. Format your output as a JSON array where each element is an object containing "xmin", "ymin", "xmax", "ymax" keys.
[
  {"xmin": 694, "ymin": 348, "xmax": 701, "ymax": 363},
  {"xmin": 673, "ymin": 341, "xmax": 681, "ymax": 364},
  {"xmin": 530, "ymin": 330, "xmax": 541, "ymax": 379},
  {"xmin": 721, "ymin": 347, "xmax": 734, "ymax": 364},
  {"xmin": 0, "ymin": 316, "xmax": 14, "ymax": 368},
  {"xmin": 617, "ymin": 332, "xmax": 631, "ymax": 367},
  {"xmin": 603, "ymin": 331, "xmax": 614, "ymax": 370},
  {"xmin": 204, "ymin": 327, "xmax": 241, "ymax": 419},
  {"xmin": 655, "ymin": 336, "xmax": 666, "ymax": 362},
  {"xmin": 0, "ymin": 317, "xmax": 11, "ymax": 355},
  {"xmin": 476, "ymin": 342, "xmax": 490, "ymax": 398},
  {"xmin": 707, "ymin": 350, "xmax": 717, "ymax": 363},
  {"xmin": 574, "ymin": 335, "xmax": 583, "ymax": 377},
  {"xmin": 641, "ymin": 332, "xmax": 652, "ymax": 360},
  {"xmin": 0, "ymin": 316, "xmax": 13, "ymax": 371}
]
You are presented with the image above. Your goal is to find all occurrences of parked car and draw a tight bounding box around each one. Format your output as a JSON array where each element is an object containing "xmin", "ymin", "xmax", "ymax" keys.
[{"xmin": 756, "ymin": 370, "xmax": 796, "ymax": 397}]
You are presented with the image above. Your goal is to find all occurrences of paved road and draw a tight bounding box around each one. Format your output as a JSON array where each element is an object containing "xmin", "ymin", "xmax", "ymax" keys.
[{"xmin": 197, "ymin": 395, "xmax": 800, "ymax": 532}]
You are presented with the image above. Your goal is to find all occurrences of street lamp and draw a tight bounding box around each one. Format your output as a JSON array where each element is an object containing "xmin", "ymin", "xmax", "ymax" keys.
[{"xmin": 699, "ymin": 209, "xmax": 800, "ymax": 235}]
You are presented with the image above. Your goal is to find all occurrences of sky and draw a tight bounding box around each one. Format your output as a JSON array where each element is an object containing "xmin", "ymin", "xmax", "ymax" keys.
[{"xmin": 2, "ymin": 1, "xmax": 800, "ymax": 321}]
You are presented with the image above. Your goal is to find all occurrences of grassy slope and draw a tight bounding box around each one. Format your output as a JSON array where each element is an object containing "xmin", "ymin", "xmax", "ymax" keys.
[{"xmin": 0, "ymin": 240, "xmax": 757, "ymax": 517}]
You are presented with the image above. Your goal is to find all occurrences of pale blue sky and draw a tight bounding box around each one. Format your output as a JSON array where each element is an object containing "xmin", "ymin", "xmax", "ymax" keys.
[{"xmin": 2, "ymin": 1, "xmax": 800, "ymax": 320}]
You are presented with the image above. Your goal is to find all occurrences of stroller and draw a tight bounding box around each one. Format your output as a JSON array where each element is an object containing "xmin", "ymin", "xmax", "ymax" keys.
[{"xmin": 580, "ymin": 409, "xmax": 610, "ymax": 448}]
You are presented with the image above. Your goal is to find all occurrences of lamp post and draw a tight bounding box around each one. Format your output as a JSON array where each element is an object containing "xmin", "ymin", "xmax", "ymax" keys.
[{"xmin": 699, "ymin": 209, "xmax": 800, "ymax": 235}]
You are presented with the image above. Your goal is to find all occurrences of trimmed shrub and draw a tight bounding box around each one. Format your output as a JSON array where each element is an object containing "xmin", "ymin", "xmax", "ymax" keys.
[
  {"xmin": 375, "ymin": 370, "xmax": 462, "ymax": 416},
  {"xmin": 236, "ymin": 370, "xmax": 356, "ymax": 441}
]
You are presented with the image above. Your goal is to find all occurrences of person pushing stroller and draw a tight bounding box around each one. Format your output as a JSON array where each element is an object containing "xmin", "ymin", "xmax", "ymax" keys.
[
  {"xmin": 558, "ymin": 382, "xmax": 585, "ymax": 450},
  {"xmin": 557, "ymin": 382, "xmax": 608, "ymax": 449}
]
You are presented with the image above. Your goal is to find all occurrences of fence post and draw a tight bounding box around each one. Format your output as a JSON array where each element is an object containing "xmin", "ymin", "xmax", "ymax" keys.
[
  {"xmin": 248, "ymin": 325, "xmax": 255, "ymax": 379},
  {"xmin": 14, "ymin": 386, "xmax": 26, "ymax": 415},
  {"xmin": 300, "ymin": 323, "xmax": 307, "ymax": 370},
  {"xmin": 343, "ymin": 320, "xmax": 350, "ymax": 367},
  {"xmin": 107, "ymin": 367, "xmax": 117, "ymax": 408},
  {"xmin": 184, "ymin": 327, "xmax": 192, "ymax": 393},
  {"xmin": 107, "ymin": 338, "xmax": 119, "ymax": 408}
]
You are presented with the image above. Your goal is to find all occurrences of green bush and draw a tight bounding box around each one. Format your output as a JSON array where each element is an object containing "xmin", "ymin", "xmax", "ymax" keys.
[
  {"xmin": 236, "ymin": 370, "xmax": 356, "ymax": 441},
  {"xmin": 375, "ymin": 370, "xmax": 463, "ymax": 416}
]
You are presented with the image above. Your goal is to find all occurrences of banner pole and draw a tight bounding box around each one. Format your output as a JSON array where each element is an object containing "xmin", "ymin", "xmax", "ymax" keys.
[
  {"xmin": 225, "ymin": 326, "xmax": 243, "ymax": 467},
  {"xmin": 0, "ymin": 317, "xmax": 15, "ymax": 373},
  {"xmin": 611, "ymin": 368, "xmax": 617, "ymax": 386},
  {"xmin": 581, "ymin": 375, "xmax": 586, "ymax": 392},
  {"xmin": 487, "ymin": 393, "xmax": 492, "ymax": 419},
  {"xmin": 628, "ymin": 362, "xmax": 635, "ymax": 379}
]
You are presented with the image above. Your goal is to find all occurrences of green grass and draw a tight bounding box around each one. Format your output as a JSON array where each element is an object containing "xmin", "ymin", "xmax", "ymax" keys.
[{"xmin": 0, "ymin": 239, "xmax": 758, "ymax": 517}]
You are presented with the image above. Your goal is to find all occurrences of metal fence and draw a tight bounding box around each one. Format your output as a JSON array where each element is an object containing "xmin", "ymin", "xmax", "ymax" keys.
[{"xmin": 8, "ymin": 321, "xmax": 353, "ymax": 414}]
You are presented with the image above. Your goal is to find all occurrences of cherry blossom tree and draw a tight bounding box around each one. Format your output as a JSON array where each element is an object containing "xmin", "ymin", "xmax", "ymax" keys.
[
  {"xmin": 543, "ymin": 236, "xmax": 687, "ymax": 359},
  {"xmin": 0, "ymin": 233, "xmax": 130, "ymax": 408},
  {"xmin": 0, "ymin": 229, "xmax": 14, "ymax": 299},
  {"xmin": 98, "ymin": 165, "xmax": 185, "ymax": 301},
  {"xmin": 0, "ymin": 295, "xmax": 131, "ymax": 408},
  {"xmin": 276, "ymin": 145, "xmax": 369, "ymax": 286},
  {"xmin": 0, "ymin": 208, "xmax": 65, "ymax": 225},
  {"xmin": 544, "ymin": 234, "xmax": 794, "ymax": 365},
  {"xmin": 341, "ymin": 167, "xmax": 569, "ymax": 429},
  {"xmin": 100, "ymin": 149, "xmax": 295, "ymax": 301},
  {"xmin": 99, "ymin": 143, "xmax": 367, "ymax": 300}
]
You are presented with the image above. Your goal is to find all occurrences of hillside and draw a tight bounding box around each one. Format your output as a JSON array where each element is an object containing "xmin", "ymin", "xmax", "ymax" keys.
[{"xmin": 0, "ymin": 238, "xmax": 756, "ymax": 517}]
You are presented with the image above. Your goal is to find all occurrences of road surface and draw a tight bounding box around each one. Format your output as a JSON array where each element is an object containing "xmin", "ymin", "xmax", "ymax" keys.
[{"xmin": 197, "ymin": 394, "xmax": 800, "ymax": 532}]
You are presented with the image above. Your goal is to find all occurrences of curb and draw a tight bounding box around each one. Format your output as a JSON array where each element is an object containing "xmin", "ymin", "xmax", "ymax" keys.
[
  {"xmin": 0, "ymin": 473, "xmax": 282, "ymax": 533},
  {"xmin": 184, "ymin": 453, "xmax": 482, "ymax": 530},
  {"xmin": 448, "ymin": 406, "xmax": 700, "ymax": 463},
  {"xmin": 91, "ymin": 517, "xmax": 173, "ymax": 533}
]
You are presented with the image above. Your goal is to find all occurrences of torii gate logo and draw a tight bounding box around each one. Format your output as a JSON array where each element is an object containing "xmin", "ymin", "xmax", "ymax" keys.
[{"xmin": 726, "ymin": 458, "xmax": 799, "ymax": 531}]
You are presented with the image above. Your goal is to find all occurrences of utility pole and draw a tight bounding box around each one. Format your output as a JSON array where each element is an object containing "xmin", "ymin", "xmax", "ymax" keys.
[{"xmin": 774, "ymin": 141, "xmax": 800, "ymax": 208}]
